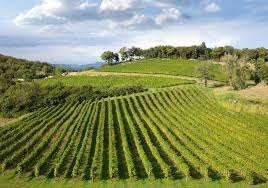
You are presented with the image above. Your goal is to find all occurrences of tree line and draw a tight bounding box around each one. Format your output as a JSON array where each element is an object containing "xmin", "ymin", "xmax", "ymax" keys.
[
  {"xmin": 101, "ymin": 42, "xmax": 268, "ymax": 64},
  {"xmin": 196, "ymin": 56, "xmax": 268, "ymax": 89},
  {"xmin": 101, "ymin": 43, "xmax": 268, "ymax": 90}
]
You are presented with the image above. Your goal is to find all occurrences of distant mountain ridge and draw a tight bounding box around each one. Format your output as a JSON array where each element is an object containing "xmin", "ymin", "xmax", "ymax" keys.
[{"xmin": 54, "ymin": 62, "xmax": 105, "ymax": 71}]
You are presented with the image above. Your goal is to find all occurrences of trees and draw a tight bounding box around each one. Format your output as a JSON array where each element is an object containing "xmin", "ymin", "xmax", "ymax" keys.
[
  {"xmin": 101, "ymin": 51, "xmax": 119, "ymax": 65},
  {"xmin": 129, "ymin": 47, "xmax": 143, "ymax": 60},
  {"xmin": 249, "ymin": 58, "xmax": 268, "ymax": 84},
  {"xmin": 222, "ymin": 55, "xmax": 249, "ymax": 90},
  {"xmin": 196, "ymin": 62, "xmax": 214, "ymax": 87},
  {"xmin": 119, "ymin": 47, "xmax": 143, "ymax": 62},
  {"xmin": 0, "ymin": 54, "xmax": 54, "ymax": 80},
  {"xmin": 101, "ymin": 51, "xmax": 115, "ymax": 65},
  {"xmin": 119, "ymin": 47, "xmax": 129, "ymax": 62},
  {"xmin": 117, "ymin": 43, "xmax": 214, "ymax": 61}
]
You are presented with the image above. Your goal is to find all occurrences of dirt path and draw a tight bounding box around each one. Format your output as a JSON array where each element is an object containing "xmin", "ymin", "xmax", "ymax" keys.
[
  {"xmin": 69, "ymin": 70, "xmax": 222, "ymax": 85},
  {"xmin": 239, "ymin": 84, "xmax": 268, "ymax": 99}
]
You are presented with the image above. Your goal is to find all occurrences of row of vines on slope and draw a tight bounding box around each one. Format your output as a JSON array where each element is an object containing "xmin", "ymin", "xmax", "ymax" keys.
[{"xmin": 0, "ymin": 86, "xmax": 267, "ymax": 185}]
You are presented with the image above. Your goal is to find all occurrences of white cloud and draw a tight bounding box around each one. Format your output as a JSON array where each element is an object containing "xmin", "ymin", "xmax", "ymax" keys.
[
  {"xmin": 14, "ymin": 0, "xmax": 101, "ymax": 26},
  {"xmin": 205, "ymin": 2, "xmax": 221, "ymax": 13},
  {"xmin": 3, "ymin": 18, "xmax": 268, "ymax": 64},
  {"xmin": 100, "ymin": 0, "xmax": 136, "ymax": 11},
  {"xmin": 146, "ymin": 0, "xmax": 185, "ymax": 8},
  {"xmin": 122, "ymin": 14, "xmax": 146, "ymax": 27},
  {"xmin": 14, "ymin": 0, "xmax": 65, "ymax": 25},
  {"xmin": 14, "ymin": 0, "xmax": 187, "ymax": 29},
  {"xmin": 155, "ymin": 8, "xmax": 181, "ymax": 25},
  {"xmin": 78, "ymin": 2, "xmax": 98, "ymax": 10}
]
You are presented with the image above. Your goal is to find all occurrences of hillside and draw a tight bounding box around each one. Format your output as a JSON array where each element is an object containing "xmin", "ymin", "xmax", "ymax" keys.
[
  {"xmin": 0, "ymin": 54, "xmax": 54, "ymax": 80},
  {"xmin": 0, "ymin": 86, "xmax": 267, "ymax": 185},
  {"xmin": 38, "ymin": 75, "xmax": 195, "ymax": 88},
  {"xmin": 99, "ymin": 59, "xmax": 228, "ymax": 82}
]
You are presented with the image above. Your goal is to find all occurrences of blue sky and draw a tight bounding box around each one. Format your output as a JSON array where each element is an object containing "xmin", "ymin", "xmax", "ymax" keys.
[{"xmin": 0, "ymin": 0, "xmax": 268, "ymax": 64}]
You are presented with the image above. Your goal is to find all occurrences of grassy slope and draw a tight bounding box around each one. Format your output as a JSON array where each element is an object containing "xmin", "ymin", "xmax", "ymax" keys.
[
  {"xmin": 213, "ymin": 86, "xmax": 268, "ymax": 115},
  {"xmin": 99, "ymin": 59, "xmax": 227, "ymax": 82},
  {"xmin": 38, "ymin": 75, "xmax": 195, "ymax": 88}
]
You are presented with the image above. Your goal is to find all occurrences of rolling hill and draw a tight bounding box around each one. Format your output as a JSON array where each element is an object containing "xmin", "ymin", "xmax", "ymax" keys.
[
  {"xmin": 99, "ymin": 59, "xmax": 228, "ymax": 82},
  {"xmin": 0, "ymin": 86, "xmax": 267, "ymax": 185}
]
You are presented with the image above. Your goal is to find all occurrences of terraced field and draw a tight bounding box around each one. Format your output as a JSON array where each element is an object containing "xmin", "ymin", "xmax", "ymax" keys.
[{"xmin": 0, "ymin": 86, "xmax": 267, "ymax": 185}]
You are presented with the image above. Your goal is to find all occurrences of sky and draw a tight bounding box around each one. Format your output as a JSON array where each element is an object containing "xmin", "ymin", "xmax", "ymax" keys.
[{"xmin": 0, "ymin": 0, "xmax": 268, "ymax": 64}]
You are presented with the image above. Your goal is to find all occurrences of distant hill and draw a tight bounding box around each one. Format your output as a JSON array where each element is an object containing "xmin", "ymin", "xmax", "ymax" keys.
[{"xmin": 54, "ymin": 62, "xmax": 105, "ymax": 71}]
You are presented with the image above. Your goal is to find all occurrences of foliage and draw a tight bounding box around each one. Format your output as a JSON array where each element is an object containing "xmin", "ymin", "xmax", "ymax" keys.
[
  {"xmin": 0, "ymin": 83, "xmax": 41, "ymax": 117},
  {"xmin": 0, "ymin": 54, "xmax": 55, "ymax": 96},
  {"xmin": 196, "ymin": 62, "xmax": 215, "ymax": 86},
  {"xmin": 101, "ymin": 51, "xmax": 119, "ymax": 65},
  {"xmin": 0, "ymin": 54, "xmax": 54, "ymax": 81},
  {"xmin": 142, "ymin": 42, "xmax": 211, "ymax": 60},
  {"xmin": 222, "ymin": 55, "xmax": 250, "ymax": 90},
  {"xmin": 249, "ymin": 58, "xmax": 268, "ymax": 84},
  {"xmin": 0, "ymin": 82, "xmax": 147, "ymax": 117},
  {"xmin": 119, "ymin": 47, "xmax": 143, "ymax": 62},
  {"xmin": 103, "ymin": 43, "xmax": 268, "ymax": 64}
]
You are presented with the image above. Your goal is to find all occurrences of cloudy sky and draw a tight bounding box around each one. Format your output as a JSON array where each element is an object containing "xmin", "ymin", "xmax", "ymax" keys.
[{"xmin": 0, "ymin": 0, "xmax": 268, "ymax": 64}]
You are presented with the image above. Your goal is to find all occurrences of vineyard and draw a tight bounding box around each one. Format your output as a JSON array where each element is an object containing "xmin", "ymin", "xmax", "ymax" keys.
[
  {"xmin": 99, "ymin": 59, "xmax": 228, "ymax": 82},
  {"xmin": 0, "ymin": 86, "xmax": 267, "ymax": 185},
  {"xmin": 38, "ymin": 75, "xmax": 195, "ymax": 88}
]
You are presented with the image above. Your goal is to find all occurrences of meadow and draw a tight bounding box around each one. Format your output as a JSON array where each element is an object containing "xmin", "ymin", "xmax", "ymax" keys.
[
  {"xmin": 99, "ymin": 59, "xmax": 228, "ymax": 82},
  {"xmin": 0, "ymin": 86, "xmax": 267, "ymax": 187},
  {"xmin": 38, "ymin": 75, "xmax": 195, "ymax": 88}
]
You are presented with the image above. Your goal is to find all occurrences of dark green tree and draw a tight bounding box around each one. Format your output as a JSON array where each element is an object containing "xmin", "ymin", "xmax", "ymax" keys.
[{"xmin": 101, "ymin": 51, "xmax": 115, "ymax": 65}]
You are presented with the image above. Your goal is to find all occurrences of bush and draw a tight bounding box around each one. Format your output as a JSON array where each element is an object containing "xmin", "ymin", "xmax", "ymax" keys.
[{"xmin": 0, "ymin": 82, "xmax": 41, "ymax": 117}]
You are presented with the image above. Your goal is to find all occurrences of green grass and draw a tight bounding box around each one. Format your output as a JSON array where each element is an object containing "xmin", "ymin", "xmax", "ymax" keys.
[
  {"xmin": 212, "ymin": 88, "xmax": 268, "ymax": 115},
  {"xmin": 1, "ymin": 170, "xmax": 266, "ymax": 188},
  {"xmin": 38, "ymin": 75, "xmax": 195, "ymax": 88},
  {"xmin": 99, "ymin": 59, "xmax": 227, "ymax": 82}
]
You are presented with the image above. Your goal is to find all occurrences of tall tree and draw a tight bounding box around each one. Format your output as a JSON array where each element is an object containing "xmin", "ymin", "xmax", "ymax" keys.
[
  {"xmin": 222, "ymin": 55, "xmax": 249, "ymax": 90},
  {"xmin": 119, "ymin": 47, "xmax": 129, "ymax": 62},
  {"xmin": 250, "ymin": 58, "xmax": 268, "ymax": 84},
  {"xmin": 101, "ymin": 51, "xmax": 119, "ymax": 65},
  {"xmin": 196, "ymin": 62, "xmax": 214, "ymax": 87}
]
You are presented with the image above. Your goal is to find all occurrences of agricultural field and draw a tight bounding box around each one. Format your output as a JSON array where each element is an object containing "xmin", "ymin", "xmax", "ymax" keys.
[
  {"xmin": 0, "ymin": 86, "xmax": 267, "ymax": 187},
  {"xmin": 99, "ymin": 59, "xmax": 228, "ymax": 82},
  {"xmin": 38, "ymin": 75, "xmax": 195, "ymax": 88}
]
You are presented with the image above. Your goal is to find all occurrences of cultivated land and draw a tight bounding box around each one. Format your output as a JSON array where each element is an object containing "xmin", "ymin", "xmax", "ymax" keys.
[
  {"xmin": 99, "ymin": 59, "xmax": 228, "ymax": 82},
  {"xmin": 38, "ymin": 75, "xmax": 195, "ymax": 88},
  {"xmin": 0, "ymin": 86, "xmax": 267, "ymax": 187},
  {"xmin": 1, "ymin": 58, "xmax": 267, "ymax": 188}
]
